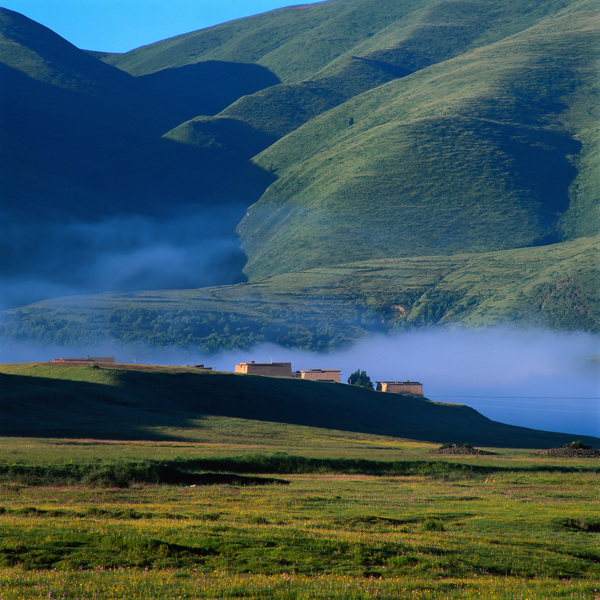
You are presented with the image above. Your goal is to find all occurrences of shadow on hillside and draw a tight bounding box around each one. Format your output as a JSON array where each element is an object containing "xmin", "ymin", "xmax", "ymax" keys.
[
  {"xmin": 138, "ymin": 61, "xmax": 281, "ymax": 122},
  {"xmin": 1, "ymin": 370, "xmax": 598, "ymax": 448},
  {"xmin": 2, "ymin": 57, "xmax": 279, "ymax": 307},
  {"xmin": 1, "ymin": 127, "xmax": 277, "ymax": 307},
  {"xmin": 496, "ymin": 123, "xmax": 581, "ymax": 246},
  {"xmin": 0, "ymin": 372, "xmax": 201, "ymax": 440}
]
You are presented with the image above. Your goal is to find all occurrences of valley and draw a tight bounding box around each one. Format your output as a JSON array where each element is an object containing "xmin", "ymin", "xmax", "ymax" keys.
[
  {"xmin": 1, "ymin": 2, "xmax": 599, "ymax": 597},
  {"xmin": 0, "ymin": 0, "xmax": 598, "ymax": 338}
]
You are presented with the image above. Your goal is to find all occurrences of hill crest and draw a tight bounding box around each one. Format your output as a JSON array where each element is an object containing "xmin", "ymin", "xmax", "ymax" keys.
[{"xmin": 1, "ymin": 363, "xmax": 597, "ymax": 448}]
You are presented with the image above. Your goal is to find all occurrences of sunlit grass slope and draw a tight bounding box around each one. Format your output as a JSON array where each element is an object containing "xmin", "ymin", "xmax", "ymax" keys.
[
  {"xmin": 1, "ymin": 363, "xmax": 597, "ymax": 448},
  {"xmin": 214, "ymin": 0, "xmax": 586, "ymax": 139},
  {"xmin": 159, "ymin": 0, "xmax": 598, "ymax": 173},
  {"xmin": 107, "ymin": 0, "xmax": 586, "ymax": 114},
  {"xmin": 241, "ymin": 2, "xmax": 600, "ymax": 277},
  {"xmin": 103, "ymin": 0, "xmax": 599, "ymax": 277}
]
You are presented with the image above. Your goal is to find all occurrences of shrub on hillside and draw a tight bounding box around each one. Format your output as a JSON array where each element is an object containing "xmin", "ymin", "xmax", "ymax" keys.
[
  {"xmin": 347, "ymin": 369, "xmax": 374, "ymax": 389},
  {"xmin": 563, "ymin": 440, "xmax": 591, "ymax": 450}
]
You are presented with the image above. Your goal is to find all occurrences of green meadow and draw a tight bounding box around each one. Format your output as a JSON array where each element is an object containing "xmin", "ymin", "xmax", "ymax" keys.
[
  {"xmin": 0, "ymin": 438, "xmax": 598, "ymax": 599},
  {"xmin": 0, "ymin": 364, "xmax": 598, "ymax": 599}
]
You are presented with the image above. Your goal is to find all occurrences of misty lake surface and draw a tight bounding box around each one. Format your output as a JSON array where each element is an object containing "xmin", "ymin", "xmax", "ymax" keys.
[{"xmin": 426, "ymin": 392, "xmax": 599, "ymax": 437}]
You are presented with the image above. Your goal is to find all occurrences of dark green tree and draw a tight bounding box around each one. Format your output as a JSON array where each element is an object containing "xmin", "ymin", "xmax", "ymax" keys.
[{"xmin": 347, "ymin": 369, "xmax": 374, "ymax": 389}]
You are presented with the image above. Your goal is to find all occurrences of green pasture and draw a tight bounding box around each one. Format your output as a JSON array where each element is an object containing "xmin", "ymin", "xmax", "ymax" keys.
[
  {"xmin": 0, "ymin": 362, "xmax": 598, "ymax": 598},
  {"xmin": 0, "ymin": 435, "xmax": 598, "ymax": 599}
]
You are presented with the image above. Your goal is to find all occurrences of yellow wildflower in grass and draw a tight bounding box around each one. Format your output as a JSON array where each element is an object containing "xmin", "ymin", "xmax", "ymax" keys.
[
  {"xmin": 0, "ymin": 445, "xmax": 598, "ymax": 598},
  {"xmin": 0, "ymin": 570, "xmax": 599, "ymax": 599}
]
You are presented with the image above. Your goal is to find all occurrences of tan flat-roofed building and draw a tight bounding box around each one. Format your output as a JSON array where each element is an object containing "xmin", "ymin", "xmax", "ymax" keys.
[
  {"xmin": 53, "ymin": 356, "xmax": 115, "ymax": 364},
  {"xmin": 376, "ymin": 381, "xmax": 424, "ymax": 396},
  {"xmin": 299, "ymin": 369, "xmax": 341, "ymax": 383},
  {"xmin": 235, "ymin": 361, "xmax": 293, "ymax": 377}
]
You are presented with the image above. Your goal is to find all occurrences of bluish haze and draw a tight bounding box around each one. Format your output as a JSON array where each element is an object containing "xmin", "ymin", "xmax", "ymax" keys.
[
  {"xmin": 0, "ymin": 0, "xmax": 327, "ymax": 52},
  {"xmin": 0, "ymin": 210, "xmax": 248, "ymax": 309},
  {"xmin": 2, "ymin": 329, "xmax": 598, "ymax": 438},
  {"xmin": 213, "ymin": 329, "xmax": 600, "ymax": 437}
]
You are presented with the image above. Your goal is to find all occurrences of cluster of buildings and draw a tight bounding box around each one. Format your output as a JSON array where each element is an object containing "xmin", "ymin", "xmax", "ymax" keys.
[
  {"xmin": 234, "ymin": 360, "xmax": 423, "ymax": 396},
  {"xmin": 53, "ymin": 356, "xmax": 115, "ymax": 364},
  {"xmin": 235, "ymin": 361, "xmax": 341, "ymax": 383},
  {"xmin": 51, "ymin": 356, "xmax": 423, "ymax": 396}
]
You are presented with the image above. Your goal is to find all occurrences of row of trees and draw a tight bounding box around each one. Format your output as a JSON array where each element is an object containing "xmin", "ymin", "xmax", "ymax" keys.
[{"xmin": 0, "ymin": 307, "xmax": 369, "ymax": 352}]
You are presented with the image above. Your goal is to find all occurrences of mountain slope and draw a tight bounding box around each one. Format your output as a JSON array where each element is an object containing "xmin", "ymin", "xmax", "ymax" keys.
[
  {"xmin": 158, "ymin": 0, "xmax": 594, "ymax": 163},
  {"xmin": 0, "ymin": 8, "xmax": 274, "ymax": 307},
  {"xmin": 1, "ymin": 0, "xmax": 598, "ymax": 336},
  {"xmin": 240, "ymin": 2, "xmax": 599, "ymax": 278},
  {"xmin": 0, "ymin": 7, "xmax": 191, "ymax": 214},
  {"xmin": 2, "ymin": 363, "xmax": 597, "ymax": 447},
  {"xmin": 108, "ymin": 0, "xmax": 598, "ymax": 282},
  {"xmin": 215, "ymin": 0, "xmax": 584, "ymax": 140}
]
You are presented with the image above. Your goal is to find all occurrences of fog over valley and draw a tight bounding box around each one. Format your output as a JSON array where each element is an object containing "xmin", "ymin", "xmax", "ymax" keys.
[
  {"xmin": 2, "ymin": 328, "xmax": 598, "ymax": 438},
  {"xmin": 0, "ymin": 210, "xmax": 248, "ymax": 309}
]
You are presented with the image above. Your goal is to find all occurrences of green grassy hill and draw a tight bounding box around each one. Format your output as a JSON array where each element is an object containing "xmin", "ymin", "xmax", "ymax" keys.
[
  {"xmin": 204, "ymin": 0, "xmax": 585, "ymax": 140},
  {"xmin": 1, "ymin": 0, "xmax": 598, "ymax": 336},
  {"xmin": 1, "ymin": 363, "xmax": 596, "ymax": 448},
  {"xmin": 105, "ymin": 0, "xmax": 600, "ymax": 283},
  {"xmin": 2, "ymin": 236, "xmax": 597, "ymax": 351},
  {"xmin": 0, "ymin": 8, "xmax": 274, "ymax": 304},
  {"xmin": 240, "ymin": 1, "xmax": 599, "ymax": 277},
  {"xmin": 0, "ymin": 7, "xmax": 184, "ymax": 218}
]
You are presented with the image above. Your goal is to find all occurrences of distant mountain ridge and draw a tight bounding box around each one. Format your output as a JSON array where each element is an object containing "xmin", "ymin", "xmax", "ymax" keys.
[{"xmin": 0, "ymin": 0, "xmax": 598, "ymax": 342}]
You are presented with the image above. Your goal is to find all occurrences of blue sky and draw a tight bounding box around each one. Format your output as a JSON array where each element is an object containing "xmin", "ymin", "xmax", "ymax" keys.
[{"xmin": 2, "ymin": 0, "xmax": 327, "ymax": 52}]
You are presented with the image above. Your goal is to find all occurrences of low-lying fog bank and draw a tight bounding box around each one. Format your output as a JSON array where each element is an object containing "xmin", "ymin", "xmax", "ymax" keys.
[{"xmin": 1, "ymin": 328, "xmax": 598, "ymax": 438}]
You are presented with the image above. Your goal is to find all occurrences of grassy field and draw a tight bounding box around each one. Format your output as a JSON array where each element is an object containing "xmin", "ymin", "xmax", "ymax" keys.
[
  {"xmin": 0, "ymin": 433, "xmax": 598, "ymax": 599},
  {"xmin": 0, "ymin": 364, "xmax": 599, "ymax": 597}
]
